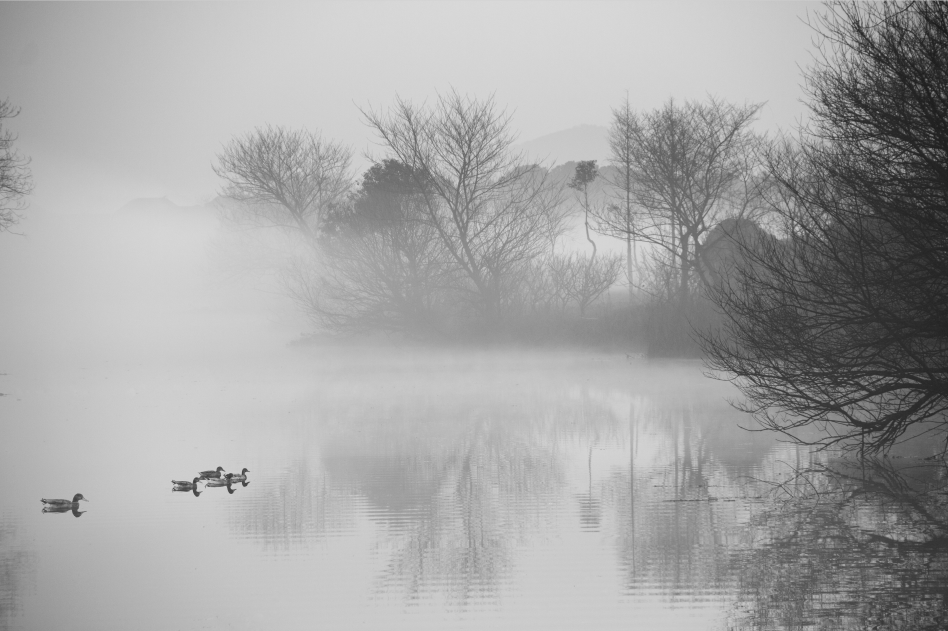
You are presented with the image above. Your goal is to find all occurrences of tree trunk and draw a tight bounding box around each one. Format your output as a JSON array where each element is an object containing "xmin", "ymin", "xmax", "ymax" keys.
[
  {"xmin": 626, "ymin": 233, "xmax": 633, "ymax": 304},
  {"xmin": 679, "ymin": 229, "xmax": 691, "ymax": 307},
  {"xmin": 626, "ymin": 190, "xmax": 634, "ymax": 306}
]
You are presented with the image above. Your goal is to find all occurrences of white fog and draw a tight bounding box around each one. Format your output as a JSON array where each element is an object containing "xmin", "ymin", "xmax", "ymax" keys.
[{"xmin": 3, "ymin": 3, "xmax": 948, "ymax": 631}]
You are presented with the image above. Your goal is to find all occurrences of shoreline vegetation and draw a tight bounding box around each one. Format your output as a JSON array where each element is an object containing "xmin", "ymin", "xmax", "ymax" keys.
[
  {"xmin": 285, "ymin": 290, "xmax": 712, "ymax": 360},
  {"xmin": 213, "ymin": 92, "xmax": 745, "ymax": 359},
  {"xmin": 210, "ymin": 3, "xmax": 948, "ymax": 454}
]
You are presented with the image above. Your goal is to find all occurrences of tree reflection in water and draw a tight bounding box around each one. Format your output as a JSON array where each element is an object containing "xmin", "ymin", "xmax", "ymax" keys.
[
  {"xmin": 608, "ymin": 393, "xmax": 772, "ymax": 602},
  {"xmin": 726, "ymin": 456, "xmax": 948, "ymax": 631},
  {"xmin": 0, "ymin": 517, "xmax": 33, "ymax": 630},
  {"xmin": 223, "ymin": 363, "xmax": 638, "ymax": 607},
  {"xmin": 215, "ymin": 355, "xmax": 948, "ymax": 624},
  {"xmin": 225, "ymin": 457, "xmax": 362, "ymax": 552},
  {"xmin": 320, "ymin": 391, "xmax": 611, "ymax": 606}
]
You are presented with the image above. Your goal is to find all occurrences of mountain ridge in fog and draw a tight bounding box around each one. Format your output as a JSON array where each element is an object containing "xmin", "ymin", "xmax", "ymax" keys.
[
  {"xmin": 514, "ymin": 124, "xmax": 610, "ymax": 166},
  {"xmin": 109, "ymin": 124, "xmax": 611, "ymax": 216},
  {"xmin": 118, "ymin": 196, "xmax": 218, "ymax": 219}
]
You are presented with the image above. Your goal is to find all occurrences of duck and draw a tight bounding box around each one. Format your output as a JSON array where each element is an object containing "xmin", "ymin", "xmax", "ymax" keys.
[
  {"xmin": 41, "ymin": 493, "xmax": 88, "ymax": 508},
  {"xmin": 224, "ymin": 468, "xmax": 250, "ymax": 483},
  {"xmin": 172, "ymin": 477, "xmax": 201, "ymax": 491},
  {"xmin": 198, "ymin": 466, "xmax": 225, "ymax": 480}
]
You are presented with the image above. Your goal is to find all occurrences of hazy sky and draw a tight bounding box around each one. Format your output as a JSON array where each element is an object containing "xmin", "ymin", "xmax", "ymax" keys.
[{"xmin": 0, "ymin": 2, "xmax": 818, "ymax": 215}]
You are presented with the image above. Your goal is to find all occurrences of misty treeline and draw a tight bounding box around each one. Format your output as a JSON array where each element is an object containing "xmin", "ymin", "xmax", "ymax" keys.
[
  {"xmin": 0, "ymin": 98, "xmax": 32, "ymax": 233},
  {"xmin": 214, "ymin": 90, "xmax": 771, "ymax": 347},
  {"xmin": 214, "ymin": 1, "xmax": 948, "ymax": 453}
]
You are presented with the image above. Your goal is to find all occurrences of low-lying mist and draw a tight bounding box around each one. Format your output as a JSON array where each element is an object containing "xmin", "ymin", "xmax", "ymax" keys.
[{"xmin": 0, "ymin": 201, "xmax": 306, "ymax": 376}]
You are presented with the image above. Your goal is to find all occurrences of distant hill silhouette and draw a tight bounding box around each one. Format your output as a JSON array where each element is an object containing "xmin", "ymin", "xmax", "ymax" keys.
[
  {"xmin": 117, "ymin": 196, "xmax": 216, "ymax": 218},
  {"xmin": 514, "ymin": 124, "xmax": 610, "ymax": 166}
]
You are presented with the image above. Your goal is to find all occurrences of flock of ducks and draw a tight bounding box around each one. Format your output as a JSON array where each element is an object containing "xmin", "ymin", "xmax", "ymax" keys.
[
  {"xmin": 41, "ymin": 467, "xmax": 251, "ymax": 516},
  {"xmin": 172, "ymin": 466, "xmax": 250, "ymax": 496}
]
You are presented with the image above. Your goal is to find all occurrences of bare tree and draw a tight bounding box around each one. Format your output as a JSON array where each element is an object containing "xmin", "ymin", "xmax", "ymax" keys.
[
  {"xmin": 567, "ymin": 253, "xmax": 623, "ymax": 316},
  {"xmin": 362, "ymin": 91, "xmax": 566, "ymax": 320},
  {"xmin": 599, "ymin": 97, "xmax": 767, "ymax": 307},
  {"xmin": 600, "ymin": 96, "xmax": 638, "ymax": 303},
  {"xmin": 0, "ymin": 99, "xmax": 33, "ymax": 233},
  {"xmin": 701, "ymin": 2, "xmax": 948, "ymax": 452},
  {"xmin": 214, "ymin": 126, "xmax": 352, "ymax": 241}
]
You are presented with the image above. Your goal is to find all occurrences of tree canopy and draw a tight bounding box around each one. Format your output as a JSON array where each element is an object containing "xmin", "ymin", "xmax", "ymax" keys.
[
  {"xmin": 214, "ymin": 126, "xmax": 352, "ymax": 241},
  {"xmin": 702, "ymin": 2, "xmax": 948, "ymax": 452},
  {"xmin": 0, "ymin": 99, "xmax": 32, "ymax": 233}
]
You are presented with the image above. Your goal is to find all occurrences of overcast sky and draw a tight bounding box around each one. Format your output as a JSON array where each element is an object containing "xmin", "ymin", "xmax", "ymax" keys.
[{"xmin": 0, "ymin": 2, "xmax": 818, "ymax": 215}]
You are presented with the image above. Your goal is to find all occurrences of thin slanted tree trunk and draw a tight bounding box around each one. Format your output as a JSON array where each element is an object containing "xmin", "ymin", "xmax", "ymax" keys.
[{"xmin": 584, "ymin": 188, "xmax": 597, "ymax": 262}]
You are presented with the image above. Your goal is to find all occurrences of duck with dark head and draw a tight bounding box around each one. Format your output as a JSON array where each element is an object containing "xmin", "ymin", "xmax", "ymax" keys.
[{"xmin": 198, "ymin": 466, "xmax": 225, "ymax": 480}]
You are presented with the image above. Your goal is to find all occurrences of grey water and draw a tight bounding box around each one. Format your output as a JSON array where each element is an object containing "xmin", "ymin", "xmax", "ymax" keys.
[{"xmin": 1, "ymin": 212, "xmax": 946, "ymax": 630}]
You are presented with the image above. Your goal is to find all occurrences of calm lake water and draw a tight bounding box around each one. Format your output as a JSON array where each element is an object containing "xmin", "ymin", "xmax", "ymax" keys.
[
  {"xmin": 1, "ymin": 348, "xmax": 946, "ymax": 631},
  {"xmin": 1, "ymin": 211, "xmax": 947, "ymax": 630}
]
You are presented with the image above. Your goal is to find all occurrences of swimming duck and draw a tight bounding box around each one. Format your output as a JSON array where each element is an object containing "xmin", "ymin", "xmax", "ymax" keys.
[
  {"xmin": 199, "ymin": 466, "xmax": 225, "ymax": 480},
  {"xmin": 224, "ymin": 468, "xmax": 250, "ymax": 482},
  {"xmin": 41, "ymin": 493, "xmax": 88, "ymax": 508},
  {"xmin": 172, "ymin": 477, "xmax": 201, "ymax": 491}
]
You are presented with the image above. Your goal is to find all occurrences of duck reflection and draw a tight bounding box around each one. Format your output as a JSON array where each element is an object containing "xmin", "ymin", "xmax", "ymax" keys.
[
  {"xmin": 172, "ymin": 487, "xmax": 202, "ymax": 497},
  {"xmin": 172, "ymin": 478, "xmax": 201, "ymax": 491},
  {"xmin": 224, "ymin": 468, "xmax": 249, "ymax": 483},
  {"xmin": 40, "ymin": 504, "xmax": 86, "ymax": 518},
  {"xmin": 171, "ymin": 477, "xmax": 202, "ymax": 496},
  {"xmin": 205, "ymin": 478, "xmax": 237, "ymax": 494}
]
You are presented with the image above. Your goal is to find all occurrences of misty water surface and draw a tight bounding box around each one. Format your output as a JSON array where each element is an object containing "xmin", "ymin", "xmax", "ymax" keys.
[{"xmin": 1, "ymin": 208, "xmax": 946, "ymax": 630}]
